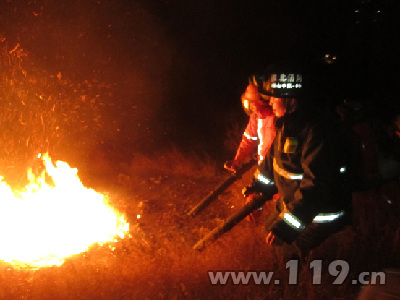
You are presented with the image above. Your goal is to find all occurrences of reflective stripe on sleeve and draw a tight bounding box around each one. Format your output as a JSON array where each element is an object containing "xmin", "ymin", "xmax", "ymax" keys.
[
  {"xmin": 257, "ymin": 173, "xmax": 274, "ymax": 185},
  {"xmin": 284, "ymin": 210, "xmax": 345, "ymax": 229},
  {"xmin": 273, "ymin": 158, "xmax": 303, "ymax": 180},
  {"xmin": 283, "ymin": 213, "xmax": 305, "ymax": 230},
  {"xmin": 255, "ymin": 169, "xmax": 274, "ymax": 185},
  {"xmin": 244, "ymin": 132, "xmax": 258, "ymax": 141},
  {"xmin": 257, "ymin": 118, "xmax": 263, "ymax": 162},
  {"xmin": 313, "ymin": 211, "xmax": 345, "ymax": 223}
]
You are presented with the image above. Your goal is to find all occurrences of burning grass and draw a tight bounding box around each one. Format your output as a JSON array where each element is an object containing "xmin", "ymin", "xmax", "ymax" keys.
[
  {"xmin": 0, "ymin": 153, "xmax": 129, "ymax": 269},
  {"xmin": 0, "ymin": 38, "xmax": 131, "ymax": 270}
]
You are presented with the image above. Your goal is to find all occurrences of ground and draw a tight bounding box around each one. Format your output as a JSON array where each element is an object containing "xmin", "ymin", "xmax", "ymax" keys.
[{"xmin": 0, "ymin": 151, "xmax": 399, "ymax": 300}]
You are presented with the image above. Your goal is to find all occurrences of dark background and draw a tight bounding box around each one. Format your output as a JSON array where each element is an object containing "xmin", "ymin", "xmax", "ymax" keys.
[{"xmin": 0, "ymin": 0, "xmax": 399, "ymax": 163}]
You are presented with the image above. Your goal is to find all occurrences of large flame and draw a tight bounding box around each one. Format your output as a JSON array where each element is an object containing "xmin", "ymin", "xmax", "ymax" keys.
[{"xmin": 0, "ymin": 154, "xmax": 129, "ymax": 269}]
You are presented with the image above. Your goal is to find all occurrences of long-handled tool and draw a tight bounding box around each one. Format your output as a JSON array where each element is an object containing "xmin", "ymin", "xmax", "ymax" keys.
[
  {"xmin": 187, "ymin": 159, "xmax": 257, "ymax": 217},
  {"xmin": 193, "ymin": 193, "xmax": 278, "ymax": 251}
]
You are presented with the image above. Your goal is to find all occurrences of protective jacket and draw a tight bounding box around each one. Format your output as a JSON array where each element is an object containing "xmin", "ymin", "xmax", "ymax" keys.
[
  {"xmin": 234, "ymin": 107, "xmax": 276, "ymax": 164},
  {"xmin": 255, "ymin": 105, "xmax": 352, "ymax": 244}
]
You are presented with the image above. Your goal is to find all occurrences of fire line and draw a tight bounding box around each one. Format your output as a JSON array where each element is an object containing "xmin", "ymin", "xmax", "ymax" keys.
[{"xmin": 0, "ymin": 153, "xmax": 129, "ymax": 269}]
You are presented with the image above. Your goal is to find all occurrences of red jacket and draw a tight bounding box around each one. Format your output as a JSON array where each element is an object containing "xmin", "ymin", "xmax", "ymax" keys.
[{"xmin": 234, "ymin": 107, "xmax": 276, "ymax": 164}]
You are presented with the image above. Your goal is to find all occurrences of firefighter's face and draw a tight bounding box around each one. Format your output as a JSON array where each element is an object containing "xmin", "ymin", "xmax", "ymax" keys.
[
  {"xmin": 270, "ymin": 97, "xmax": 286, "ymax": 117},
  {"xmin": 243, "ymin": 98, "xmax": 263, "ymax": 114},
  {"xmin": 248, "ymin": 100, "xmax": 257, "ymax": 113}
]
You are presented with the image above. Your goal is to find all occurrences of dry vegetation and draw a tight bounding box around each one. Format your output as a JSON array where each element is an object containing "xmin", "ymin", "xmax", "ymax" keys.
[
  {"xmin": 0, "ymin": 29, "xmax": 400, "ymax": 300},
  {"xmin": 1, "ymin": 147, "xmax": 398, "ymax": 299},
  {"xmin": 0, "ymin": 37, "xmax": 116, "ymax": 188}
]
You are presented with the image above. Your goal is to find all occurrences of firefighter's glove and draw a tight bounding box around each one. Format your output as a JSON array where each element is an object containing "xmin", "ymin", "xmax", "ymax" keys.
[
  {"xmin": 224, "ymin": 160, "xmax": 239, "ymax": 173},
  {"xmin": 269, "ymin": 218, "xmax": 302, "ymax": 244},
  {"xmin": 242, "ymin": 185, "xmax": 259, "ymax": 197},
  {"xmin": 242, "ymin": 179, "xmax": 272, "ymax": 198}
]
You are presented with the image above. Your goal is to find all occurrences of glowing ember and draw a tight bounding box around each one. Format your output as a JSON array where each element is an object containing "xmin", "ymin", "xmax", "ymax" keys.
[{"xmin": 0, "ymin": 154, "xmax": 129, "ymax": 269}]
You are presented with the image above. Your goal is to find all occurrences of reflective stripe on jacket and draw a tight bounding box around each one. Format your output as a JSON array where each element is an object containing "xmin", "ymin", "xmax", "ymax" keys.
[{"xmin": 256, "ymin": 105, "xmax": 352, "ymax": 242}]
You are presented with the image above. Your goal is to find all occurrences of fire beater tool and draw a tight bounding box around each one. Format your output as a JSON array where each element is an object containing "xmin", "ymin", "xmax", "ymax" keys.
[
  {"xmin": 193, "ymin": 193, "xmax": 279, "ymax": 251},
  {"xmin": 187, "ymin": 159, "xmax": 256, "ymax": 217}
]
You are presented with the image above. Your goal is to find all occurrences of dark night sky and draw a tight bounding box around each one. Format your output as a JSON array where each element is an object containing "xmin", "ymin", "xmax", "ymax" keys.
[
  {"xmin": 150, "ymin": 0, "xmax": 400, "ymax": 156},
  {"xmin": 1, "ymin": 0, "xmax": 399, "ymax": 161}
]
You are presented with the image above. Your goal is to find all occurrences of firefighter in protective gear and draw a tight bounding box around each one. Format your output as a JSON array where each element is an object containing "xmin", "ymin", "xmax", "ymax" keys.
[
  {"xmin": 224, "ymin": 83, "xmax": 277, "ymax": 223},
  {"xmin": 248, "ymin": 62, "xmax": 352, "ymax": 256},
  {"xmin": 224, "ymin": 84, "xmax": 276, "ymax": 172}
]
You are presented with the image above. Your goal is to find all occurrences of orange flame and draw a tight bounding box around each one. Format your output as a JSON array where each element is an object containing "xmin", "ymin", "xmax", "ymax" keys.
[{"xmin": 0, "ymin": 153, "xmax": 129, "ymax": 269}]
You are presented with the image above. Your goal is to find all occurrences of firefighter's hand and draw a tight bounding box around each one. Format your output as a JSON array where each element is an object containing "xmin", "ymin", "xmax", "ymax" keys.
[
  {"xmin": 224, "ymin": 160, "xmax": 239, "ymax": 173},
  {"xmin": 266, "ymin": 231, "xmax": 284, "ymax": 246},
  {"xmin": 244, "ymin": 194, "xmax": 263, "ymax": 224},
  {"xmin": 242, "ymin": 180, "xmax": 263, "ymax": 197},
  {"xmin": 242, "ymin": 185, "xmax": 256, "ymax": 197}
]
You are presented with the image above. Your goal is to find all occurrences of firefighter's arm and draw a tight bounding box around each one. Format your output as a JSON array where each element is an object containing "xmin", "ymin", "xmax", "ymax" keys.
[
  {"xmin": 290, "ymin": 125, "xmax": 336, "ymax": 222},
  {"xmin": 242, "ymin": 150, "xmax": 277, "ymax": 198},
  {"xmin": 231, "ymin": 114, "xmax": 258, "ymax": 166},
  {"xmin": 269, "ymin": 126, "xmax": 335, "ymax": 244},
  {"xmin": 260, "ymin": 114, "xmax": 276, "ymax": 156},
  {"xmin": 268, "ymin": 208, "xmax": 305, "ymax": 244}
]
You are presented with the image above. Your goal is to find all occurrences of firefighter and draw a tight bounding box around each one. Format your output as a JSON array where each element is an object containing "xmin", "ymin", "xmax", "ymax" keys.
[
  {"xmin": 223, "ymin": 82, "xmax": 277, "ymax": 223},
  {"xmin": 246, "ymin": 61, "xmax": 352, "ymax": 257},
  {"xmin": 224, "ymin": 83, "xmax": 276, "ymax": 172}
]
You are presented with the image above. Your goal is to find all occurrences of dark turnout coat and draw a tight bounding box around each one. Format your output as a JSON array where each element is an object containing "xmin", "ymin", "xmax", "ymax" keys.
[{"xmin": 256, "ymin": 104, "xmax": 352, "ymax": 246}]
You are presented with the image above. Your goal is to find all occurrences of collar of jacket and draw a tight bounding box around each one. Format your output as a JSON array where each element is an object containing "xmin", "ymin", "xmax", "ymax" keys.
[
  {"xmin": 274, "ymin": 109, "xmax": 301, "ymax": 129},
  {"xmin": 256, "ymin": 105, "xmax": 273, "ymax": 119},
  {"xmin": 274, "ymin": 103, "xmax": 320, "ymax": 129}
]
